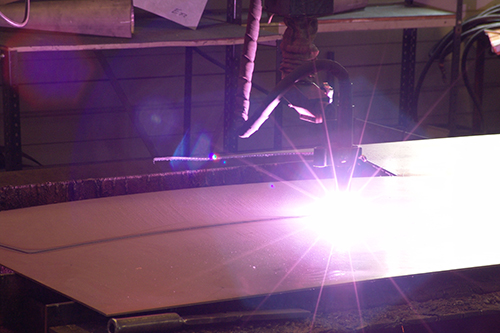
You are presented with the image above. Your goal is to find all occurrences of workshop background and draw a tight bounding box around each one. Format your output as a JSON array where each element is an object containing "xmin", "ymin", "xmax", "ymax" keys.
[
  {"xmin": 2, "ymin": 2, "xmax": 500, "ymax": 333},
  {"xmin": 0, "ymin": 0, "xmax": 499, "ymax": 168}
]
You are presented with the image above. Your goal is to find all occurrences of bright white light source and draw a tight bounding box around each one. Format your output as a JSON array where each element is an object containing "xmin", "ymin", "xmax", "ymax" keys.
[{"xmin": 296, "ymin": 190, "xmax": 378, "ymax": 251}]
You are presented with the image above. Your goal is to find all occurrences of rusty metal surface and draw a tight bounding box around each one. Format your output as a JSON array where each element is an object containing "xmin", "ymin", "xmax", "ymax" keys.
[
  {"xmin": 0, "ymin": 157, "xmax": 322, "ymax": 211},
  {"xmin": 1, "ymin": 135, "xmax": 500, "ymax": 317},
  {"xmin": 0, "ymin": 9, "xmax": 281, "ymax": 52},
  {"xmin": 0, "ymin": 0, "xmax": 133, "ymax": 38},
  {"xmin": 1, "ymin": 174, "xmax": 500, "ymax": 316}
]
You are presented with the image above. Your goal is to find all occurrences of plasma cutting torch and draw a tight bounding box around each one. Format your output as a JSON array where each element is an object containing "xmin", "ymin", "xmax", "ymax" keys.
[
  {"xmin": 233, "ymin": 0, "xmax": 394, "ymax": 189},
  {"xmin": 154, "ymin": 0, "xmax": 393, "ymax": 188}
]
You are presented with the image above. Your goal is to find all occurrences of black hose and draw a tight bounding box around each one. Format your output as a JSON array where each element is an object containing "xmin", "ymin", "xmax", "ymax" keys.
[
  {"xmin": 477, "ymin": 4, "xmax": 500, "ymax": 17},
  {"xmin": 239, "ymin": 59, "xmax": 353, "ymax": 149},
  {"xmin": 460, "ymin": 22, "xmax": 500, "ymax": 130},
  {"xmin": 428, "ymin": 14, "xmax": 500, "ymax": 58},
  {"xmin": 412, "ymin": 6, "xmax": 500, "ymax": 125},
  {"xmin": 438, "ymin": 16, "xmax": 500, "ymax": 64},
  {"xmin": 460, "ymin": 30, "xmax": 487, "ymax": 130}
]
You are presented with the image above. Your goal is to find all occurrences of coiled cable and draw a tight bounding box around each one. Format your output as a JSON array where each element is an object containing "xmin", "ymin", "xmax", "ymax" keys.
[{"xmin": 413, "ymin": 4, "xmax": 500, "ymax": 130}]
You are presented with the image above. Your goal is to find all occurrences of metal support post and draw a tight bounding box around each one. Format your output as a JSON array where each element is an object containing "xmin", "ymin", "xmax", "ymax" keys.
[
  {"xmin": 1, "ymin": 48, "xmax": 22, "ymax": 171},
  {"xmin": 448, "ymin": 0, "xmax": 463, "ymax": 135},
  {"xmin": 223, "ymin": 0, "xmax": 242, "ymax": 152},
  {"xmin": 227, "ymin": 0, "xmax": 242, "ymax": 25},
  {"xmin": 473, "ymin": 36, "xmax": 487, "ymax": 133},
  {"xmin": 273, "ymin": 40, "xmax": 283, "ymax": 150},
  {"xmin": 399, "ymin": 28, "xmax": 417, "ymax": 128},
  {"xmin": 184, "ymin": 47, "xmax": 193, "ymax": 156},
  {"xmin": 223, "ymin": 44, "xmax": 240, "ymax": 152}
]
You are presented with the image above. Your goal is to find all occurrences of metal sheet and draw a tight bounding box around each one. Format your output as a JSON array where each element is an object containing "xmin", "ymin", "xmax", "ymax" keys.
[
  {"xmin": 267, "ymin": 4, "xmax": 455, "ymax": 34},
  {"xmin": 0, "ymin": 12, "xmax": 281, "ymax": 53},
  {"xmin": 361, "ymin": 133, "xmax": 500, "ymax": 177},
  {"xmin": 1, "ymin": 167, "xmax": 500, "ymax": 316},
  {"xmin": 0, "ymin": 0, "xmax": 133, "ymax": 38}
]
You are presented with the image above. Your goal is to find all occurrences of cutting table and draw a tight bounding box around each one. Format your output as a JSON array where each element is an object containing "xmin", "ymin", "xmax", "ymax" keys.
[{"xmin": 1, "ymin": 134, "xmax": 500, "ymax": 330}]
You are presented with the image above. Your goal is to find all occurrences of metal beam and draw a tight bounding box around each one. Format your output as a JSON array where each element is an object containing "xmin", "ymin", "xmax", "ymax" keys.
[{"xmin": 1, "ymin": 48, "xmax": 22, "ymax": 171}]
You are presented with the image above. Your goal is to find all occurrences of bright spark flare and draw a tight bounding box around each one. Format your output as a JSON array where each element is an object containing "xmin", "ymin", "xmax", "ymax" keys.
[{"xmin": 295, "ymin": 190, "xmax": 378, "ymax": 252}]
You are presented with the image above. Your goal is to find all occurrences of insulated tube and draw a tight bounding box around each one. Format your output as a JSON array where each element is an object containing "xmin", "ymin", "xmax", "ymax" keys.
[
  {"xmin": 234, "ymin": 0, "xmax": 262, "ymax": 123},
  {"xmin": 239, "ymin": 59, "xmax": 353, "ymax": 150}
]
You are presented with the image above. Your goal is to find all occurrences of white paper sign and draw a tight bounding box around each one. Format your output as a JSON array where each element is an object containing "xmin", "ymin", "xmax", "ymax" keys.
[{"xmin": 134, "ymin": 0, "xmax": 209, "ymax": 30}]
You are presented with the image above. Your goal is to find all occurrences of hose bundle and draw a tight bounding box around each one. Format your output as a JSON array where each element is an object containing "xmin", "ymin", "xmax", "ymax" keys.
[{"xmin": 413, "ymin": 4, "xmax": 500, "ymax": 131}]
